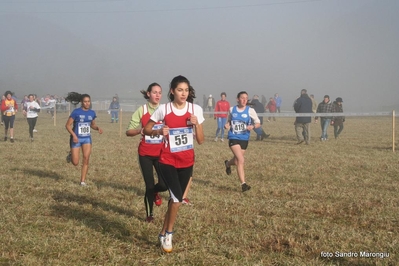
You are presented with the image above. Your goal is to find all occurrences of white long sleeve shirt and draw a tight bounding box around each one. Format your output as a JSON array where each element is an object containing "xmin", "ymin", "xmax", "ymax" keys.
[{"xmin": 25, "ymin": 101, "xmax": 41, "ymax": 118}]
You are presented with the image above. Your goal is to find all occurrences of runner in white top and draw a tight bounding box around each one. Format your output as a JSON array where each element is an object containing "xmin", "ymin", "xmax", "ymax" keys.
[{"xmin": 23, "ymin": 94, "xmax": 41, "ymax": 141}]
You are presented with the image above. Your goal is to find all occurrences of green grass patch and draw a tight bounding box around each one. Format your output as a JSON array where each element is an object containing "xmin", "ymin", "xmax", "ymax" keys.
[{"xmin": 1, "ymin": 112, "xmax": 398, "ymax": 265}]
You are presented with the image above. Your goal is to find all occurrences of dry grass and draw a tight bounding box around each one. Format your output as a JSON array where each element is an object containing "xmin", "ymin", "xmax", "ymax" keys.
[{"xmin": 1, "ymin": 111, "xmax": 398, "ymax": 265}]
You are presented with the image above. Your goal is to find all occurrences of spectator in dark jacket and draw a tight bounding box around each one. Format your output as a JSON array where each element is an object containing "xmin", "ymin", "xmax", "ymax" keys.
[
  {"xmin": 250, "ymin": 95, "xmax": 270, "ymax": 141},
  {"xmin": 293, "ymin": 89, "xmax": 313, "ymax": 145},
  {"xmin": 332, "ymin": 97, "xmax": 345, "ymax": 139},
  {"xmin": 109, "ymin": 97, "xmax": 120, "ymax": 123}
]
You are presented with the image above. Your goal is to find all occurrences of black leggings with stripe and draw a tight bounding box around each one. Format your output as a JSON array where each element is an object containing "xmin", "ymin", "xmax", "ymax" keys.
[{"xmin": 138, "ymin": 155, "xmax": 167, "ymax": 217}]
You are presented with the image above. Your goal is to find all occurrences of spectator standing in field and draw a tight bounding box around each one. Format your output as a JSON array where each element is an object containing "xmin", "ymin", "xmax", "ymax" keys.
[
  {"xmin": 207, "ymin": 94, "xmax": 215, "ymax": 118},
  {"xmin": 265, "ymin": 97, "xmax": 276, "ymax": 122},
  {"xmin": 274, "ymin": 93, "xmax": 282, "ymax": 113},
  {"xmin": 23, "ymin": 94, "xmax": 41, "ymax": 142},
  {"xmin": 310, "ymin": 94, "xmax": 318, "ymax": 123},
  {"xmin": 293, "ymin": 89, "xmax": 313, "ymax": 145},
  {"xmin": 332, "ymin": 97, "xmax": 345, "ymax": 139},
  {"xmin": 65, "ymin": 92, "xmax": 103, "ymax": 186},
  {"xmin": 224, "ymin": 91, "xmax": 261, "ymax": 192},
  {"xmin": 261, "ymin": 95, "xmax": 267, "ymax": 106},
  {"xmin": 126, "ymin": 83, "xmax": 168, "ymax": 223},
  {"xmin": 144, "ymin": 75, "xmax": 204, "ymax": 253},
  {"xmin": 250, "ymin": 95, "xmax": 270, "ymax": 141},
  {"xmin": 214, "ymin": 92, "xmax": 230, "ymax": 142},
  {"xmin": 1, "ymin": 91, "xmax": 18, "ymax": 142},
  {"xmin": 315, "ymin": 95, "xmax": 333, "ymax": 141},
  {"xmin": 109, "ymin": 97, "xmax": 120, "ymax": 123}
]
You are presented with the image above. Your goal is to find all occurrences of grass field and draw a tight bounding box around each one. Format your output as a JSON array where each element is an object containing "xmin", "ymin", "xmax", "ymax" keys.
[{"xmin": 1, "ymin": 110, "xmax": 398, "ymax": 265}]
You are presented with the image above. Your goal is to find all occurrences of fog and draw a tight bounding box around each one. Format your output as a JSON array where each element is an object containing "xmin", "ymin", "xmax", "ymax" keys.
[{"xmin": 1, "ymin": 0, "xmax": 398, "ymax": 112}]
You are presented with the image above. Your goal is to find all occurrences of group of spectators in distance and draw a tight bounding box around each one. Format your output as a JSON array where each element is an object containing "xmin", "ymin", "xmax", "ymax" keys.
[{"xmin": 294, "ymin": 89, "xmax": 344, "ymax": 145}]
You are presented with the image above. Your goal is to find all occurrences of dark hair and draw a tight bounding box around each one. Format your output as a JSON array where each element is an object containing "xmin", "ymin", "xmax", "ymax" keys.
[
  {"xmin": 4, "ymin": 90, "xmax": 12, "ymax": 97},
  {"xmin": 28, "ymin": 94, "xmax": 34, "ymax": 98},
  {"xmin": 168, "ymin": 75, "xmax": 196, "ymax": 103},
  {"xmin": 236, "ymin": 91, "xmax": 248, "ymax": 99},
  {"xmin": 187, "ymin": 86, "xmax": 195, "ymax": 103},
  {"xmin": 221, "ymin": 92, "xmax": 226, "ymax": 97},
  {"xmin": 140, "ymin": 82, "xmax": 161, "ymax": 100},
  {"xmin": 65, "ymin": 92, "xmax": 90, "ymax": 105}
]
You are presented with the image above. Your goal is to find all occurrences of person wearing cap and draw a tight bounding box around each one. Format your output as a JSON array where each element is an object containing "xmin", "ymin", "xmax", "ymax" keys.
[
  {"xmin": 332, "ymin": 97, "xmax": 345, "ymax": 139},
  {"xmin": 315, "ymin": 95, "xmax": 333, "ymax": 141},
  {"xmin": 293, "ymin": 89, "xmax": 313, "ymax": 145}
]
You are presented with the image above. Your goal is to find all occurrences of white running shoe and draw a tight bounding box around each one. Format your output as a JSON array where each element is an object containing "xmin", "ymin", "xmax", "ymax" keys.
[
  {"xmin": 80, "ymin": 182, "xmax": 87, "ymax": 186},
  {"xmin": 158, "ymin": 234, "xmax": 165, "ymax": 246},
  {"xmin": 33, "ymin": 129, "xmax": 38, "ymax": 133},
  {"xmin": 162, "ymin": 232, "xmax": 173, "ymax": 253},
  {"xmin": 214, "ymin": 137, "xmax": 218, "ymax": 142}
]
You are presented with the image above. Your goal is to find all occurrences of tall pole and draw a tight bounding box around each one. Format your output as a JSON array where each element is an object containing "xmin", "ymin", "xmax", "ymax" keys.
[
  {"xmin": 119, "ymin": 108, "xmax": 122, "ymax": 138},
  {"xmin": 393, "ymin": 110, "xmax": 395, "ymax": 152}
]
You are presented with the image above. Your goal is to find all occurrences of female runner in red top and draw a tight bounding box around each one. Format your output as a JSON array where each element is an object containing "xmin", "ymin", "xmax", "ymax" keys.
[
  {"xmin": 126, "ymin": 83, "xmax": 167, "ymax": 223},
  {"xmin": 144, "ymin": 75, "xmax": 204, "ymax": 253}
]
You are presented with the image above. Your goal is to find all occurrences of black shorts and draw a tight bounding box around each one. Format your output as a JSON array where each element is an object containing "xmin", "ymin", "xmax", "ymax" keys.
[
  {"xmin": 3, "ymin": 115, "xmax": 15, "ymax": 130},
  {"xmin": 159, "ymin": 163, "xmax": 193, "ymax": 203},
  {"xmin": 228, "ymin": 139, "xmax": 249, "ymax": 150}
]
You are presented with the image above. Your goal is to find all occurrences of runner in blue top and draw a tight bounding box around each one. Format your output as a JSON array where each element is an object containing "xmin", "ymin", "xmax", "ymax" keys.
[
  {"xmin": 65, "ymin": 92, "xmax": 103, "ymax": 186},
  {"xmin": 224, "ymin": 91, "xmax": 261, "ymax": 192}
]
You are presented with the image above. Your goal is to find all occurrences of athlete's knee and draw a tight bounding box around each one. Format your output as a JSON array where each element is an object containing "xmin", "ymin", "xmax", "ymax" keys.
[
  {"xmin": 236, "ymin": 157, "xmax": 245, "ymax": 165},
  {"xmin": 71, "ymin": 159, "xmax": 79, "ymax": 166},
  {"xmin": 82, "ymin": 156, "xmax": 90, "ymax": 165}
]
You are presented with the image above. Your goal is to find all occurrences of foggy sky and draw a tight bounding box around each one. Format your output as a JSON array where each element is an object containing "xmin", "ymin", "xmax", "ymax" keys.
[{"xmin": 1, "ymin": 0, "xmax": 398, "ymax": 112}]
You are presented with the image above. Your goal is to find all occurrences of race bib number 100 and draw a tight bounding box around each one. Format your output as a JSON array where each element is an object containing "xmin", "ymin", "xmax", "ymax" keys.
[
  {"xmin": 168, "ymin": 127, "xmax": 194, "ymax": 153},
  {"xmin": 78, "ymin": 122, "xmax": 91, "ymax": 137}
]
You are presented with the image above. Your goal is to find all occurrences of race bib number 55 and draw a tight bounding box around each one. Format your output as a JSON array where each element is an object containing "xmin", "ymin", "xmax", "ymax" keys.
[{"xmin": 168, "ymin": 127, "xmax": 194, "ymax": 153}]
